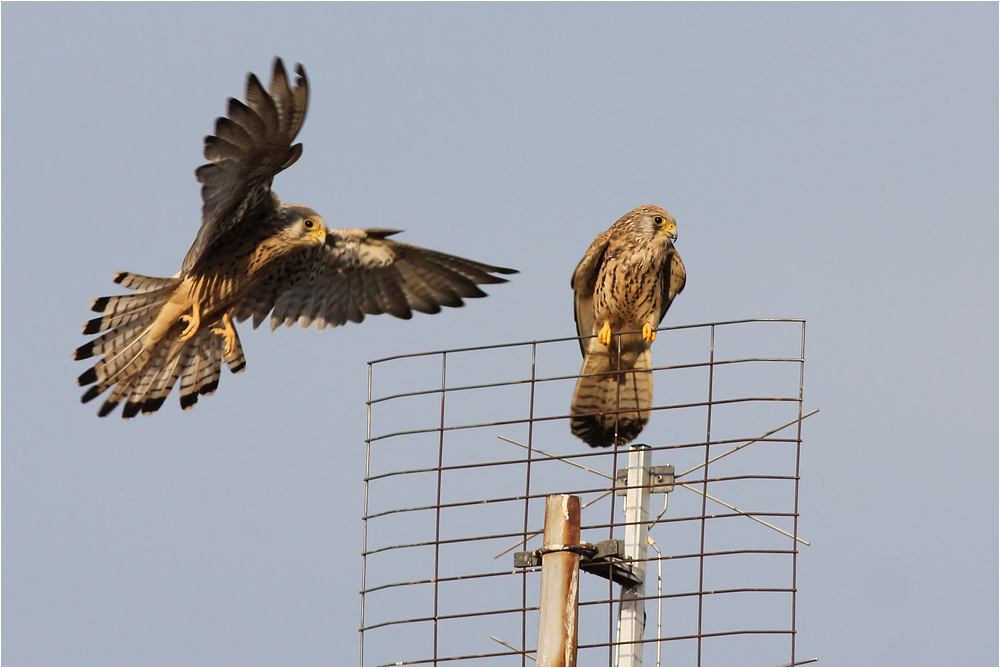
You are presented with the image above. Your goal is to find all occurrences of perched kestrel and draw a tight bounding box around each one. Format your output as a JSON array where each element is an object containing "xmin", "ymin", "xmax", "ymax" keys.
[
  {"xmin": 74, "ymin": 59, "xmax": 516, "ymax": 418},
  {"xmin": 569, "ymin": 205, "xmax": 686, "ymax": 448}
]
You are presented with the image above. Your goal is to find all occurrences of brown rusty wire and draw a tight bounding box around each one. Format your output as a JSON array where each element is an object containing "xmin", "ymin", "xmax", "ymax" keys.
[{"xmin": 361, "ymin": 319, "xmax": 809, "ymax": 667}]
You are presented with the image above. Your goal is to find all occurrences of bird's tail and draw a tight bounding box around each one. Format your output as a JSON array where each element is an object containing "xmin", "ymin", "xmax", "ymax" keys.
[
  {"xmin": 73, "ymin": 271, "xmax": 246, "ymax": 418},
  {"xmin": 569, "ymin": 336, "xmax": 653, "ymax": 448}
]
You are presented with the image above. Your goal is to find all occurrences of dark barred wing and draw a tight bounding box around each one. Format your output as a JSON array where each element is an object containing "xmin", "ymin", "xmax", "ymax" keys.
[
  {"xmin": 183, "ymin": 58, "xmax": 309, "ymax": 271},
  {"xmin": 659, "ymin": 246, "xmax": 686, "ymax": 323},
  {"xmin": 234, "ymin": 229, "xmax": 517, "ymax": 331},
  {"xmin": 570, "ymin": 227, "xmax": 612, "ymax": 357}
]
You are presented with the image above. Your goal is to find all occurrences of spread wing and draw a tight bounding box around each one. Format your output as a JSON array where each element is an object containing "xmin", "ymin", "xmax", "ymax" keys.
[
  {"xmin": 570, "ymin": 228, "xmax": 611, "ymax": 356},
  {"xmin": 233, "ymin": 229, "xmax": 518, "ymax": 330},
  {"xmin": 183, "ymin": 58, "xmax": 309, "ymax": 271},
  {"xmin": 660, "ymin": 245, "xmax": 686, "ymax": 322}
]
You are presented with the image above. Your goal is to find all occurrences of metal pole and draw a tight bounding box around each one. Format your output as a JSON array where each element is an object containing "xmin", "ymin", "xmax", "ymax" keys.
[
  {"xmin": 536, "ymin": 494, "xmax": 581, "ymax": 667},
  {"xmin": 617, "ymin": 445, "xmax": 652, "ymax": 667}
]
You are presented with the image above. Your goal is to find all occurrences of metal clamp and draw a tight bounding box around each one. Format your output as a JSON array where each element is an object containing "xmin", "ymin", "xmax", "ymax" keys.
[
  {"xmin": 514, "ymin": 542, "xmax": 596, "ymax": 567},
  {"xmin": 514, "ymin": 539, "xmax": 642, "ymax": 587},
  {"xmin": 536, "ymin": 543, "xmax": 599, "ymax": 558},
  {"xmin": 615, "ymin": 464, "xmax": 675, "ymax": 496}
]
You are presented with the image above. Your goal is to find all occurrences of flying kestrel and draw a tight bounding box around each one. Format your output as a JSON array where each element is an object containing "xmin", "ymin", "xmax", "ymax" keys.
[
  {"xmin": 74, "ymin": 58, "xmax": 516, "ymax": 418},
  {"xmin": 569, "ymin": 205, "xmax": 686, "ymax": 448}
]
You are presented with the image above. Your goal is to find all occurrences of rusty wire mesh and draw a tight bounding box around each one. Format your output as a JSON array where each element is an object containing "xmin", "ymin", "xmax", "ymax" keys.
[{"xmin": 361, "ymin": 318, "xmax": 811, "ymax": 667}]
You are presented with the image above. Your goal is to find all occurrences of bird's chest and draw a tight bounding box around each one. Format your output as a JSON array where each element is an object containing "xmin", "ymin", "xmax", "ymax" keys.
[
  {"xmin": 188, "ymin": 228, "xmax": 280, "ymax": 308},
  {"xmin": 593, "ymin": 254, "xmax": 664, "ymax": 327}
]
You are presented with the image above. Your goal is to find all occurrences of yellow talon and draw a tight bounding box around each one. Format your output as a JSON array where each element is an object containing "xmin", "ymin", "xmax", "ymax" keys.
[
  {"xmin": 211, "ymin": 313, "xmax": 238, "ymax": 358},
  {"xmin": 178, "ymin": 307, "xmax": 201, "ymax": 341},
  {"xmin": 642, "ymin": 323, "xmax": 656, "ymax": 343},
  {"xmin": 597, "ymin": 321, "xmax": 613, "ymax": 346}
]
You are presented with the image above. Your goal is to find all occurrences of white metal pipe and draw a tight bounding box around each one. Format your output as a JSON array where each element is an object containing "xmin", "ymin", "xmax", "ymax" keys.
[{"xmin": 616, "ymin": 445, "xmax": 652, "ymax": 667}]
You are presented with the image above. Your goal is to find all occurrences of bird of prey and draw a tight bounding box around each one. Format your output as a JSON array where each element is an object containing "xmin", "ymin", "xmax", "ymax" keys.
[
  {"xmin": 74, "ymin": 58, "xmax": 516, "ymax": 418},
  {"xmin": 569, "ymin": 205, "xmax": 686, "ymax": 448}
]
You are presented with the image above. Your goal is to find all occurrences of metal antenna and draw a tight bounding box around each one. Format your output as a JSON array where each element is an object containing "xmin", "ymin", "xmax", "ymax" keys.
[{"xmin": 361, "ymin": 319, "xmax": 814, "ymax": 666}]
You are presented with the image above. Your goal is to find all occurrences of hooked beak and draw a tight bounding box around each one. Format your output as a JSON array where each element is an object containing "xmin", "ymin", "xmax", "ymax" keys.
[
  {"xmin": 665, "ymin": 224, "xmax": 678, "ymax": 242},
  {"xmin": 311, "ymin": 229, "xmax": 327, "ymax": 246}
]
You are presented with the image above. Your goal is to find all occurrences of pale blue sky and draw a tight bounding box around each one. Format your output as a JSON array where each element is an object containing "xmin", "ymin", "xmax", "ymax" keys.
[{"xmin": 3, "ymin": 3, "xmax": 997, "ymax": 666}]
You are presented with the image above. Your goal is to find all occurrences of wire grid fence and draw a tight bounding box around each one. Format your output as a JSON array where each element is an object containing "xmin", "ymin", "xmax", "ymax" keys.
[{"xmin": 361, "ymin": 318, "xmax": 811, "ymax": 667}]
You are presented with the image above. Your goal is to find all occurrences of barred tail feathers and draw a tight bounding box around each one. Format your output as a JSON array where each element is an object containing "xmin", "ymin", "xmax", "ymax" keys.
[
  {"xmin": 175, "ymin": 321, "xmax": 247, "ymax": 412},
  {"xmin": 123, "ymin": 325, "xmax": 246, "ymax": 417},
  {"xmin": 569, "ymin": 339, "xmax": 653, "ymax": 448},
  {"xmin": 74, "ymin": 272, "xmax": 245, "ymax": 417}
]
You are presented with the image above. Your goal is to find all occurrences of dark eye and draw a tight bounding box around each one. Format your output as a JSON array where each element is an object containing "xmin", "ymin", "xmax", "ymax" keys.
[
  {"xmin": 654, "ymin": 216, "xmax": 663, "ymax": 225},
  {"xmin": 304, "ymin": 219, "xmax": 316, "ymax": 230}
]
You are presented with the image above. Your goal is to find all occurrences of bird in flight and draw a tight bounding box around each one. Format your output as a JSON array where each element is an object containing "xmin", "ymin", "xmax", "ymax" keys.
[
  {"xmin": 569, "ymin": 205, "xmax": 685, "ymax": 447},
  {"xmin": 74, "ymin": 58, "xmax": 516, "ymax": 418}
]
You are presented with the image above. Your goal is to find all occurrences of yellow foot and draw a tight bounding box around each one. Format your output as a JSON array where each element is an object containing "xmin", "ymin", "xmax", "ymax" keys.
[
  {"xmin": 178, "ymin": 306, "xmax": 201, "ymax": 341},
  {"xmin": 642, "ymin": 323, "xmax": 657, "ymax": 343},
  {"xmin": 597, "ymin": 321, "xmax": 613, "ymax": 346},
  {"xmin": 211, "ymin": 313, "xmax": 238, "ymax": 358}
]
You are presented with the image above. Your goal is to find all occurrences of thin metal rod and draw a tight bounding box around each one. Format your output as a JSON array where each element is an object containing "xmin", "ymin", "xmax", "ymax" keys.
[
  {"xmin": 361, "ymin": 571, "xmax": 795, "ymax": 602},
  {"xmin": 522, "ymin": 342, "xmax": 538, "ymax": 668},
  {"xmin": 364, "ymin": 507, "xmax": 802, "ymax": 560},
  {"xmin": 791, "ymin": 321, "xmax": 807, "ymax": 667},
  {"xmin": 360, "ymin": 361, "xmax": 374, "ymax": 666},
  {"xmin": 364, "ymin": 483, "xmax": 626, "ymax": 525},
  {"xmin": 432, "ymin": 352, "xmax": 447, "ymax": 665},
  {"xmin": 676, "ymin": 409, "xmax": 819, "ymax": 480},
  {"xmin": 677, "ymin": 482, "xmax": 810, "ymax": 545},
  {"xmin": 367, "ymin": 394, "xmax": 804, "ymax": 444},
  {"xmin": 584, "ymin": 627, "xmax": 797, "ymax": 650},
  {"xmin": 361, "ymin": 582, "xmax": 799, "ymax": 634},
  {"xmin": 366, "ymin": 318, "xmax": 805, "ymax": 366},
  {"xmin": 697, "ymin": 324, "xmax": 716, "ymax": 666},
  {"xmin": 500, "ymin": 436, "xmax": 615, "ymax": 480},
  {"xmin": 607, "ymin": 332, "xmax": 625, "ymax": 667},
  {"xmin": 368, "ymin": 355, "xmax": 803, "ymax": 407},
  {"xmin": 491, "ymin": 636, "xmax": 537, "ymax": 662},
  {"xmin": 586, "ymin": 585, "xmax": 797, "ymax": 607},
  {"xmin": 365, "ymin": 429, "xmax": 804, "ymax": 487},
  {"xmin": 392, "ymin": 629, "xmax": 793, "ymax": 667},
  {"xmin": 371, "ymin": 434, "xmax": 804, "ymax": 480},
  {"xmin": 648, "ymin": 507, "xmax": 666, "ymax": 666}
]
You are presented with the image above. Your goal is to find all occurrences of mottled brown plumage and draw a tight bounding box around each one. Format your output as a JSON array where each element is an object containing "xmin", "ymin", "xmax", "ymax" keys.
[
  {"xmin": 569, "ymin": 205, "xmax": 686, "ymax": 447},
  {"xmin": 74, "ymin": 58, "xmax": 516, "ymax": 418}
]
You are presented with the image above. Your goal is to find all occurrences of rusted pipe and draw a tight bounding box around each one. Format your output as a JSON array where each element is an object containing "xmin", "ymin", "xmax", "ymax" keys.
[{"xmin": 536, "ymin": 494, "xmax": 581, "ymax": 667}]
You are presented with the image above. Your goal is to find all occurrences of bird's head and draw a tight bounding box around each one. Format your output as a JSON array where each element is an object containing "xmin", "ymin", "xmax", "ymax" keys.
[
  {"xmin": 630, "ymin": 205, "xmax": 678, "ymax": 244},
  {"xmin": 279, "ymin": 205, "xmax": 329, "ymax": 248}
]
